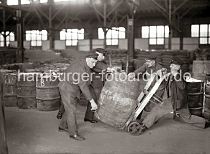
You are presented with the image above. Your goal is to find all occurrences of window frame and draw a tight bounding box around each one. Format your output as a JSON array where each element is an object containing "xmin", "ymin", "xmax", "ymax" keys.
[{"xmin": 60, "ymin": 28, "xmax": 84, "ymax": 46}]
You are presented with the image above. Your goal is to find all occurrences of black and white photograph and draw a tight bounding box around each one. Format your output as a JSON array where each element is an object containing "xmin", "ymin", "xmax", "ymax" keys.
[{"xmin": 0, "ymin": 0, "xmax": 210, "ymax": 154}]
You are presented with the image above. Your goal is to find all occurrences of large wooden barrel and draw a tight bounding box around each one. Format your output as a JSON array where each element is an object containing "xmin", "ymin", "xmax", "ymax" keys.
[
  {"xmin": 17, "ymin": 70, "xmax": 37, "ymax": 109},
  {"xmin": 186, "ymin": 82, "xmax": 204, "ymax": 117},
  {"xmin": 1, "ymin": 70, "xmax": 17, "ymax": 107},
  {"xmin": 203, "ymin": 83, "xmax": 210, "ymax": 120},
  {"xmin": 97, "ymin": 72, "xmax": 139, "ymax": 129},
  {"xmin": 0, "ymin": 71, "xmax": 8, "ymax": 154},
  {"xmin": 192, "ymin": 60, "xmax": 210, "ymax": 80},
  {"xmin": 36, "ymin": 74, "xmax": 60, "ymax": 111}
]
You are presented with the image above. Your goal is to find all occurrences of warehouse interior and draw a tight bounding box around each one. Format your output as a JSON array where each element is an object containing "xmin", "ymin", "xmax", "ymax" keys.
[{"xmin": 0, "ymin": 0, "xmax": 210, "ymax": 154}]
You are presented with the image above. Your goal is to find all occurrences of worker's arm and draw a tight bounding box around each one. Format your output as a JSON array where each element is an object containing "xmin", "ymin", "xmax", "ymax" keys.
[{"xmin": 134, "ymin": 63, "xmax": 147, "ymax": 76}]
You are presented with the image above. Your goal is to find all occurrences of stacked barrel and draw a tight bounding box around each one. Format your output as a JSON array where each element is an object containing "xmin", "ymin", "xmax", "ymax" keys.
[
  {"xmin": 17, "ymin": 69, "xmax": 37, "ymax": 109},
  {"xmin": 1, "ymin": 70, "xmax": 17, "ymax": 107},
  {"xmin": 203, "ymin": 82, "xmax": 210, "ymax": 120},
  {"xmin": 0, "ymin": 63, "xmax": 70, "ymax": 112},
  {"xmin": 186, "ymin": 82, "xmax": 204, "ymax": 117}
]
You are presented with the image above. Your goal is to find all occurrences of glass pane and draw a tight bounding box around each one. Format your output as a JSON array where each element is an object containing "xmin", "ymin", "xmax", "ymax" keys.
[
  {"xmin": 0, "ymin": 35, "xmax": 4, "ymax": 41},
  {"xmin": 98, "ymin": 28, "xmax": 104, "ymax": 39},
  {"xmin": 21, "ymin": 0, "xmax": 30, "ymax": 4},
  {"xmin": 149, "ymin": 38, "xmax": 156, "ymax": 45},
  {"xmin": 209, "ymin": 24, "xmax": 210, "ymax": 36},
  {"xmin": 60, "ymin": 31, "xmax": 66, "ymax": 40},
  {"xmin": 106, "ymin": 29, "xmax": 112, "ymax": 38},
  {"xmin": 26, "ymin": 33, "xmax": 31, "ymax": 40},
  {"xmin": 40, "ymin": 0, "xmax": 48, "ymax": 3},
  {"xmin": 119, "ymin": 27, "xmax": 125, "ymax": 38},
  {"xmin": 200, "ymin": 38, "xmax": 208, "ymax": 44},
  {"xmin": 42, "ymin": 30, "xmax": 47, "ymax": 40},
  {"xmin": 6, "ymin": 37, "xmax": 9, "ymax": 41},
  {"xmin": 7, "ymin": 0, "xmax": 18, "ymax": 5},
  {"xmin": 200, "ymin": 24, "xmax": 208, "ymax": 37},
  {"xmin": 150, "ymin": 26, "xmax": 156, "ymax": 38},
  {"xmin": 71, "ymin": 33, "xmax": 77, "ymax": 40},
  {"xmin": 78, "ymin": 29, "xmax": 84, "ymax": 39},
  {"xmin": 112, "ymin": 39, "xmax": 118, "ymax": 45},
  {"xmin": 66, "ymin": 40, "xmax": 71, "ymax": 46},
  {"xmin": 157, "ymin": 38, "xmax": 164, "ymax": 44},
  {"xmin": 157, "ymin": 26, "xmax": 164, "ymax": 37},
  {"xmin": 31, "ymin": 41, "xmax": 36, "ymax": 46},
  {"xmin": 10, "ymin": 33, "xmax": 15, "ymax": 41},
  {"xmin": 106, "ymin": 39, "xmax": 111, "ymax": 45},
  {"xmin": 37, "ymin": 41, "xmax": 42, "ymax": 46},
  {"xmin": 142, "ymin": 26, "xmax": 149, "ymax": 38},
  {"xmin": 191, "ymin": 25, "xmax": 199, "ymax": 37},
  {"xmin": 0, "ymin": 42, "xmax": 4, "ymax": 47},
  {"xmin": 112, "ymin": 28, "xmax": 118, "ymax": 39},
  {"xmin": 165, "ymin": 26, "xmax": 169, "ymax": 37},
  {"xmin": 37, "ymin": 34, "xmax": 41, "ymax": 40},
  {"xmin": 71, "ymin": 40, "xmax": 77, "ymax": 46},
  {"xmin": 31, "ymin": 31, "xmax": 37, "ymax": 40},
  {"xmin": 209, "ymin": 38, "xmax": 210, "ymax": 44},
  {"xmin": 66, "ymin": 32, "xmax": 71, "ymax": 40}
]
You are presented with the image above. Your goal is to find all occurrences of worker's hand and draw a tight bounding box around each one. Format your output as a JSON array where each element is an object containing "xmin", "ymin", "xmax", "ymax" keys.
[
  {"xmin": 90, "ymin": 99, "xmax": 98, "ymax": 111},
  {"xmin": 128, "ymin": 72, "xmax": 135, "ymax": 79}
]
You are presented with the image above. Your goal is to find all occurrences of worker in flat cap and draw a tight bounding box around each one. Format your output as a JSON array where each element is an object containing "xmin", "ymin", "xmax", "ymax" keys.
[
  {"xmin": 137, "ymin": 56, "xmax": 209, "ymax": 135},
  {"xmin": 56, "ymin": 48, "xmax": 109, "ymax": 123},
  {"xmin": 84, "ymin": 48, "xmax": 109, "ymax": 123},
  {"xmin": 58, "ymin": 53, "xmax": 98, "ymax": 141},
  {"xmin": 129, "ymin": 54, "xmax": 167, "ymax": 113}
]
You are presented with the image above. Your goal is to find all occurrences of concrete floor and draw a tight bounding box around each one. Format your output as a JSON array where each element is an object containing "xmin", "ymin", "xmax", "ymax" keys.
[{"xmin": 5, "ymin": 106, "xmax": 210, "ymax": 154}]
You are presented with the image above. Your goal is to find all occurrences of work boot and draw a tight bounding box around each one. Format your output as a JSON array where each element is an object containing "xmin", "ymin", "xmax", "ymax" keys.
[
  {"xmin": 69, "ymin": 134, "xmax": 86, "ymax": 141},
  {"xmin": 58, "ymin": 127, "xmax": 68, "ymax": 133}
]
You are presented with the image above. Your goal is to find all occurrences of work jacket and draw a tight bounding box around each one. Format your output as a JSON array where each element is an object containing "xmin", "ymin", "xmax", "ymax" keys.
[{"xmin": 62, "ymin": 58, "xmax": 93, "ymax": 101}]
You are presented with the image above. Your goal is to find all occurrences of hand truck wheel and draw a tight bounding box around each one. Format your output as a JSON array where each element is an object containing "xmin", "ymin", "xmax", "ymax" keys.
[{"xmin": 127, "ymin": 121, "xmax": 142, "ymax": 136}]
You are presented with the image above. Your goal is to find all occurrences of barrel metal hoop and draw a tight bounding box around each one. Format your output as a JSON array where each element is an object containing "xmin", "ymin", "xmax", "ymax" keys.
[
  {"xmin": 3, "ymin": 94, "xmax": 17, "ymax": 97},
  {"xmin": 36, "ymin": 97, "xmax": 60, "ymax": 101},
  {"xmin": 36, "ymin": 86, "xmax": 58, "ymax": 89},
  {"xmin": 187, "ymin": 92, "xmax": 203, "ymax": 95},
  {"xmin": 189, "ymin": 107, "xmax": 203, "ymax": 110},
  {"xmin": 17, "ymin": 85, "xmax": 36, "ymax": 87},
  {"xmin": 17, "ymin": 95, "xmax": 36, "ymax": 98}
]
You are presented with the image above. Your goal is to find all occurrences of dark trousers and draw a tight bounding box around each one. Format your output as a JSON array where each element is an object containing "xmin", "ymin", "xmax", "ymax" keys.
[
  {"xmin": 84, "ymin": 85, "xmax": 97, "ymax": 120},
  {"xmin": 142, "ymin": 99, "xmax": 206, "ymax": 129},
  {"xmin": 58, "ymin": 82, "xmax": 79, "ymax": 135}
]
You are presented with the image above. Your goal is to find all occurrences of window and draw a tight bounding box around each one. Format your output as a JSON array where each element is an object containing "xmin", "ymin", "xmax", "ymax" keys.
[
  {"xmin": 191, "ymin": 24, "xmax": 210, "ymax": 44},
  {"xmin": 0, "ymin": 32, "xmax": 15, "ymax": 47},
  {"xmin": 98, "ymin": 27, "xmax": 125, "ymax": 45},
  {"xmin": 142, "ymin": 25, "xmax": 169, "ymax": 45},
  {"xmin": 7, "ymin": 0, "xmax": 48, "ymax": 5},
  {"xmin": 60, "ymin": 29, "xmax": 84, "ymax": 46},
  {"xmin": 26, "ymin": 30, "xmax": 47, "ymax": 46}
]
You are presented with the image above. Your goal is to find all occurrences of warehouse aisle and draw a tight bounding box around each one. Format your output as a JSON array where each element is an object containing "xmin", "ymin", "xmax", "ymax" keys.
[{"xmin": 5, "ymin": 106, "xmax": 210, "ymax": 154}]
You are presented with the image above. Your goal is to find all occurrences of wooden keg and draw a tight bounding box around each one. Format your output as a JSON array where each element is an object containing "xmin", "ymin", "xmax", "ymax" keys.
[
  {"xmin": 186, "ymin": 82, "xmax": 204, "ymax": 117},
  {"xmin": 97, "ymin": 72, "xmax": 139, "ymax": 128},
  {"xmin": 203, "ymin": 82, "xmax": 210, "ymax": 120},
  {"xmin": 192, "ymin": 60, "xmax": 210, "ymax": 80},
  {"xmin": 0, "ymin": 71, "xmax": 8, "ymax": 154},
  {"xmin": 0, "ymin": 69, "xmax": 17, "ymax": 107},
  {"xmin": 36, "ymin": 73, "xmax": 60, "ymax": 111},
  {"xmin": 17, "ymin": 69, "xmax": 37, "ymax": 109}
]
